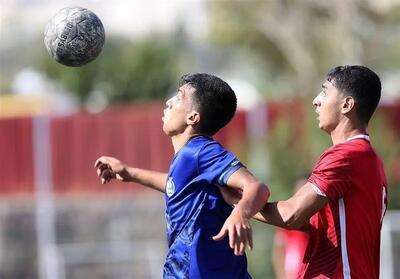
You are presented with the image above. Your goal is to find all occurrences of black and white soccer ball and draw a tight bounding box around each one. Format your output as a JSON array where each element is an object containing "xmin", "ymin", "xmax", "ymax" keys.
[{"xmin": 44, "ymin": 7, "xmax": 105, "ymax": 67}]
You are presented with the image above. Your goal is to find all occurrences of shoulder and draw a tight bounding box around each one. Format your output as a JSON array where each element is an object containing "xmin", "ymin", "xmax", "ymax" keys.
[
  {"xmin": 177, "ymin": 136, "xmax": 229, "ymax": 166},
  {"xmin": 319, "ymin": 139, "xmax": 371, "ymax": 162},
  {"xmin": 185, "ymin": 135, "xmax": 218, "ymax": 150},
  {"xmin": 315, "ymin": 140, "xmax": 377, "ymax": 174},
  {"xmin": 323, "ymin": 141, "xmax": 355, "ymax": 155},
  {"xmin": 177, "ymin": 136, "xmax": 213, "ymax": 158},
  {"xmin": 317, "ymin": 144, "xmax": 349, "ymax": 167},
  {"xmin": 189, "ymin": 136, "xmax": 228, "ymax": 158}
]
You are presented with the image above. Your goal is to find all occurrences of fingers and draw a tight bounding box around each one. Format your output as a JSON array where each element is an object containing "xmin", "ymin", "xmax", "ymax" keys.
[
  {"xmin": 237, "ymin": 241, "xmax": 244, "ymax": 256},
  {"xmin": 96, "ymin": 163, "xmax": 109, "ymax": 176},
  {"xmin": 94, "ymin": 158, "xmax": 106, "ymax": 174},
  {"xmin": 234, "ymin": 223, "xmax": 253, "ymax": 256},
  {"xmin": 94, "ymin": 157, "xmax": 105, "ymax": 168},
  {"xmin": 235, "ymin": 224, "xmax": 243, "ymax": 255},
  {"xmin": 213, "ymin": 223, "xmax": 252, "ymax": 256},
  {"xmin": 94, "ymin": 156, "xmax": 114, "ymax": 168},
  {"xmin": 248, "ymin": 226, "xmax": 253, "ymax": 251},
  {"xmin": 100, "ymin": 169, "xmax": 115, "ymax": 184},
  {"xmin": 94, "ymin": 157, "xmax": 115, "ymax": 184},
  {"xmin": 212, "ymin": 225, "xmax": 228, "ymax": 241}
]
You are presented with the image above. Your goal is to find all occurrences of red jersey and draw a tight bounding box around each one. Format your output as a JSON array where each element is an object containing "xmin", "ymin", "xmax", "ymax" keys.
[{"xmin": 299, "ymin": 136, "xmax": 387, "ymax": 279}]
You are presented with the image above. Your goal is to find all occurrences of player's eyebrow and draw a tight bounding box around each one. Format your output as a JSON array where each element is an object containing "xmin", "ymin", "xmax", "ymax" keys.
[
  {"xmin": 178, "ymin": 87, "xmax": 187, "ymax": 98},
  {"xmin": 177, "ymin": 88, "xmax": 183, "ymax": 96},
  {"xmin": 322, "ymin": 84, "xmax": 327, "ymax": 90}
]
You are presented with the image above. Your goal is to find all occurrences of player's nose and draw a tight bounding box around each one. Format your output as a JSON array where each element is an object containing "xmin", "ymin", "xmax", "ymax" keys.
[
  {"xmin": 312, "ymin": 94, "xmax": 320, "ymax": 107},
  {"xmin": 165, "ymin": 97, "xmax": 173, "ymax": 108}
]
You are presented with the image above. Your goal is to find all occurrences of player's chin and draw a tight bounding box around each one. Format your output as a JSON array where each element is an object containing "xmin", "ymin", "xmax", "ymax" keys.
[
  {"xmin": 319, "ymin": 124, "xmax": 327, "ymax": 131},
  {"xmin": 317, "ymin": 124, "xmax": 328, "ymax": 133},
  {"xmin": 162, "ymin": 124, "xmax": 170, "ymax": 135},
  {"xmin": 318, "ymin": 122, "xmax": 323, "ymax": 130},
  {"xmin": 319, "ymin": 124, "xmax": 332, "ymax": 134},
  {"xmin": 316, "ymin": 119, "xmax": 324, "ymax": 129}
]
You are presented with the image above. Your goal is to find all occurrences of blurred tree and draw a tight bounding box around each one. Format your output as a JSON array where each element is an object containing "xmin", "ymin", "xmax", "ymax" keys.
[
  {"xmin": 40, "ymin": 36, "xmax": 181, "ymax": 103},
  {"xmin": 258, "ymin": 100, "xmax": 318, "ymax": 200},
  {"xmin": 369, "ymin": 111, "xmax": 400, "ymax": 209},
  {"xmin": 207, "ymin": 0, "xmax": 400, "ymax": 98}
]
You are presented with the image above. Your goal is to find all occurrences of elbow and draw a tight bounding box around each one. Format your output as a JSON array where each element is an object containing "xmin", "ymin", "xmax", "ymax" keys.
[
  {"xmin": 280, "ymin": 205, "xmax": 307, "ymax": 230},
  {"xmin": 242, "ymin": 182, "xmax": 269, "ymax": 218},
  {"xmin": 258, "ymin": 182, "xmax": 270, "ymax": 203}
]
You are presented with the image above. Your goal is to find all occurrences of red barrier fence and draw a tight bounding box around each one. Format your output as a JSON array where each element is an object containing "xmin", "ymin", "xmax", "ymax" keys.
[
  {"xmin": 1, "ymin": 101, "xmax": 398, "ymax": 195},
  {"xmin": 0, "ymin": 102, "xmax": 246, "ymax": 194},
  {"xmin": 0, "ymin": 117, "xmax": 34, "ymax": 193}
]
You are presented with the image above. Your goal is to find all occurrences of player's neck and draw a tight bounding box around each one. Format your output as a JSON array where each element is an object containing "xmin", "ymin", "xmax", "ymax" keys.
[
  {"xmin": 330, "ymin": 121, "xmax": 367, "ymax": 145},
  {"xmin": 171, "ymin": 129, "xmax": 199, "ymax": 154}
]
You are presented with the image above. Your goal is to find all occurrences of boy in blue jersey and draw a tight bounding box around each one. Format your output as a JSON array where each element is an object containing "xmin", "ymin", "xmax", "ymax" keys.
[{"xmin": 94, "ymin": 73, "xmax": 270, "ymax": 278}]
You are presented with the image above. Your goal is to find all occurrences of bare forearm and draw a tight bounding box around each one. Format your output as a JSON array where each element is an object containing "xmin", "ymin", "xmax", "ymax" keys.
[
  {"xmin": 95, "ymin": 156, "xmax": 167, "ymax": 193},
  {"xmin": 253, "ymin": 183, "xmax": 330, "ymax": 230},
  {"xmin": 125, "ymin": 167, "xmax": 167, "ymax": 193},
  {"xmin": 235, "ymin": 181, "xmax": 270, "ymax": 218},
  {"xmin": 253, "ymin": 202, "xmax": 291, "ymax": 229}
]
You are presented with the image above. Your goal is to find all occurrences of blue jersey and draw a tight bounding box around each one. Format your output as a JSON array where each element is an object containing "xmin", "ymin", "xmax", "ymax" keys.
[{"xmin": 163, "ymin": 135, "xmax": 251, "ymax": 279}]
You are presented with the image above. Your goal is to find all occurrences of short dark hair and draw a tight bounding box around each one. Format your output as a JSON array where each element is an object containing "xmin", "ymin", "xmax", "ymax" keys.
[
  {"xmin": 326, "ymin": 65, "xmax": 381, "ymax": 124},
  {"xmin": 179, "ymin": 73, "xmax": 237, "ymax": 135}
]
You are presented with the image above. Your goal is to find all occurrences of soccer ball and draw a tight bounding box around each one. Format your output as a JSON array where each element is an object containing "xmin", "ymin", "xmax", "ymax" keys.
[{"xmin": 44, "ymin": 7, "xmax": 105, "ymax": 67}]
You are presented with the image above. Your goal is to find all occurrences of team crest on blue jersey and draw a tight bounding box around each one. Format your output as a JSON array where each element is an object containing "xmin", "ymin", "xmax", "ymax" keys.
[{"xmin": 166, "ymin": 177, "xmax": 175, "ymax": 197}]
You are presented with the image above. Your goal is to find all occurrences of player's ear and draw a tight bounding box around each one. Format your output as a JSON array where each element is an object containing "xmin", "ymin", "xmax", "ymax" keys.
[
  {"xmin": 341, "ymin": 96, "xmax": 355, "ymax": 114},
  {"xmin": 187, "ymin": 110, "xmax": 200, "ymax": 125}
]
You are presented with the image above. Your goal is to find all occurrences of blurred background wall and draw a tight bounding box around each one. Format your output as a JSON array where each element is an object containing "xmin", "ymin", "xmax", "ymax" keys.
[{"xmin": 0, "ymin": 0, "xmax": 400, "ymax": 278}]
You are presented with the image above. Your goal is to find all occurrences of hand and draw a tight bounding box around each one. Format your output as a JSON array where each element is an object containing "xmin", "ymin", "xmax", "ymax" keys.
[
  {"xmin": 94, "ymin": 156, "xmax": 129, "ymax": 184},
  {"xmin": 212, "ymin": 206, "xmax": 253, "ymax": 256}
]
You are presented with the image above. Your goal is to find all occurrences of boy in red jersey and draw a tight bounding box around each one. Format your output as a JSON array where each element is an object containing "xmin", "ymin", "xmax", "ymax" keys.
[{"xmin": 218, "ymin": 65, "xmax": 388, "ymax": 279}]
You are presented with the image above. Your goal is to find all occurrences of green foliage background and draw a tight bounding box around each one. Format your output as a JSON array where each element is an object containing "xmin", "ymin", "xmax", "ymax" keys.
[{"xmin": 40, "ymin": 37, "xmax": 181, "ymax": 103}]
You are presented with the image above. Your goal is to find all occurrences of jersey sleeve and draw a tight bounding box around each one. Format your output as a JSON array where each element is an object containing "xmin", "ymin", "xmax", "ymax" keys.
[
  {"xmin": 197, "ymin": 142, "xmax": 243, "ymax": 186},
  {"xmin": 308, "ymin": 148, "xmax": 352, "ymax": 200}
]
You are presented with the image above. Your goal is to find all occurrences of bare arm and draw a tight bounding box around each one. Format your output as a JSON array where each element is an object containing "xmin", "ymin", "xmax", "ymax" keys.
[
  {"xmin": 228, "ymin": 168, "xmax": 270, "ymax": 220},
  {"xmin": 253, "ymin": 182, "xmax": 329, "ymax": 230},
  {"xmin": 94, "ymin": 156, "xmax": 167, "ymax": 193},
  {"xmin": 213, "ymin": 167, "xmax": 270, "ymax": 255}
]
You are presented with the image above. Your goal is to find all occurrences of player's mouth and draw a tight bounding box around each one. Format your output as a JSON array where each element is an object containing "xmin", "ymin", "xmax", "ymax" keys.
[{"xmin": 315, "ymin": 110, "xmax": 320, "ymax": 120}]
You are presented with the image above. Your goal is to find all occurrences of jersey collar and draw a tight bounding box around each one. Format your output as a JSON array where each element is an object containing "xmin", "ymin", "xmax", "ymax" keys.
[{"xmin": 346, "ymin": 134, "xmax": 370, "ymax": 142}]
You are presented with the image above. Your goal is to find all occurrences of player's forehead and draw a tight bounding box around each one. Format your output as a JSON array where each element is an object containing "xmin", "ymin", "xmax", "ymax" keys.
[
  {"xmin": 178, "ymin": 83, "xmax": 196, "ymax": 99},
  {"xmin": 322, "ymin": 79, "xmax": 335, "ymax": 90}
]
